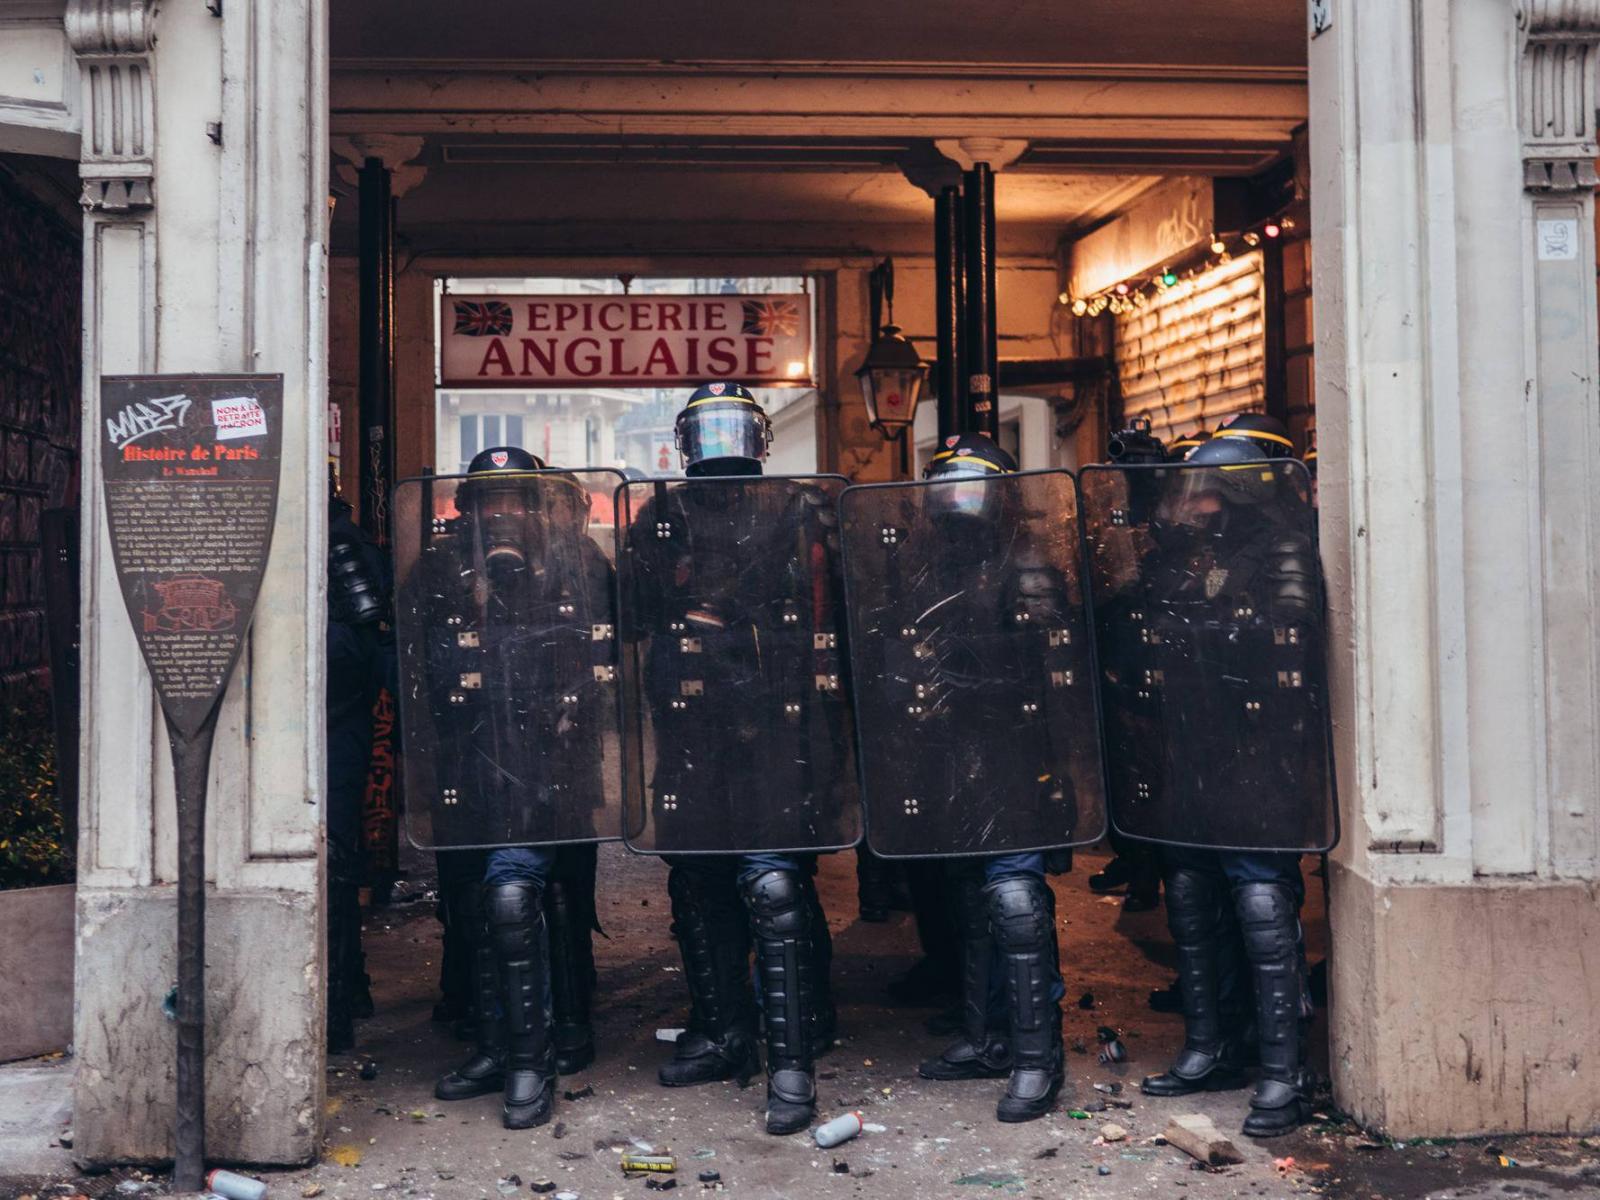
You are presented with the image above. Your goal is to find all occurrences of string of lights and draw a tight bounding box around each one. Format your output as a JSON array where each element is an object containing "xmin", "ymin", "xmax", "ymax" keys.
[{"xmin": 1061, "ymin": 216, "xmax": 1298, "ymax": 317}]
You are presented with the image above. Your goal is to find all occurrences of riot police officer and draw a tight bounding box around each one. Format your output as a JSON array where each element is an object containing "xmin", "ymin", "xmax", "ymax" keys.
[
  {"xmin": 1214, "ymin": 411, "xmax": 1295, "ymax": 458},
  {"xmin": 1085, "ymin": 436, "xmax": 1323, "ymax": 1137},
  {"xmin": 326, "ymin": 487, "xmax": 391, "ymax": 1053},
  {"xmin": 409, "ymin": 446, "xmax": 615, "ymax": 1130},
  {"xmin": 1166, "ymin": 428, "xmax": 1212, "ymax": 461},
  {"xmin": 620, "ymin": 382, "xmax": 843, "ymax": 1136},
  {"xmin": 888, "ymin": 434, "xmax": 1076, "ymax": 1122}
]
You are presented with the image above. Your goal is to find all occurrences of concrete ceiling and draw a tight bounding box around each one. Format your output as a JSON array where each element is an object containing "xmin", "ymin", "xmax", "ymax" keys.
[
  {"xmin": 328, "ymin": 2, "xmax": 1306, "ymax": 259},
  {"xmin": 331, "ymin": 0, "xmax": 1304, "ymax": 69},
  {"xmin": 348, "ymin": 153, "xmax": 1160, "ymax": 259}
]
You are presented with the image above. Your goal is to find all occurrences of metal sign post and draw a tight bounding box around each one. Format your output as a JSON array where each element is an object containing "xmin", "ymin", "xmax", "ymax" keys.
[{"xmin": 99, "ymin": 374, "xmax": 284, "ymax": 1191}]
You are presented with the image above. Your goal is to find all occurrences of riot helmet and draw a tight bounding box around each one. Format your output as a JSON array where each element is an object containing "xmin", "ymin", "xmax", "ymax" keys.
[
  {"xmin": 459, "ymin": 445, "xmax": 547, "ymax": 569},
  {"xmin": 1166, "ymin": 428, "xmax": 1212, "ymax": 462},
  {"xmin": 1153, "ymin": 436, "xmax": 1279, "ymax": 544},
  {"xmin": 1214, "ymin": 412, "xmax": 1294, "ymax": 459},
  {"xmin": 922, "ymin": 432, "xmax": 1017, "ymax": 530},
  {"xmin": 675, "ymin": 382, "xmax": 772, "ymax": 477}
]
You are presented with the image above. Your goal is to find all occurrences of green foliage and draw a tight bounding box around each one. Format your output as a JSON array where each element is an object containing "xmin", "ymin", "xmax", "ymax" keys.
[{"xmin": 0, "ymin": 694, "xmax": 71, "ymax": 890}]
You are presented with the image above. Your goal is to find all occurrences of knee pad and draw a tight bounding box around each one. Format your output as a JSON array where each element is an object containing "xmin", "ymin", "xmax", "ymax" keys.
[
  {"xmin": 741, "ymin": 869, "xmax": 808, "ymax": 939},
  {"xmin": 984, "ymin": 875, "xmax": 1052, "ymax": 952},
  {"xmin": 487, "ymin": 882, "xmax": 545, "ymax": 951},
  {"xmin": 1233, "ymin": 881, "xmax": 1300, "ymax": 964}
]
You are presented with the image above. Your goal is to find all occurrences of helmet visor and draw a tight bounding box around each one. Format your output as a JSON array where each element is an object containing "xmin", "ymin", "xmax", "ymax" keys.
[
  {"xmin": 1157, "ymin": 464, "xmax": 1276, "ymax": 529},
  {"xmin": 1156, "ymin": 470, "xmax": 1230, "ymax": 530},
  {"xmin": 677, "ymin": 407, "xmax": 771, "ymax": 467},
  {"xmin": 927, "ymin": 477, "xmax": 997, "ymax": 522}
]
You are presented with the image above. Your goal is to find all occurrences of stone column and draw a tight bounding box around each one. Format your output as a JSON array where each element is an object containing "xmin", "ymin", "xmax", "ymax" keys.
[
  {"xmin": 1310, "ymin": 0, "xmax": 1600, "ymax": 1136},
  {"xmin": 69, "ymin": 0, "xmax": 329, "ymax": 1168}
]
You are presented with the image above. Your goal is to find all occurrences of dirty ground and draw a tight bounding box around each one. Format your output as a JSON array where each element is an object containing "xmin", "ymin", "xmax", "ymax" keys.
[{"xmin": 4, "ymin": 846, "xmax": 1599, "ymax": 1200}]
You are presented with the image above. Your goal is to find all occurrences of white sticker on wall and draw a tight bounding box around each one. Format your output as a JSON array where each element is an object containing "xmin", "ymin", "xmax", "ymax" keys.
[
  {"xmin": 1310, "ymin": 0, "xmax": 1333, "ymax": 36},
  {"xmin": 1538, "ymin": 219, "xmax": 1578, "ymax": 261},
  {"xmin": 212, "ymin": 396, "xmax": 269, "ymax": 440}
]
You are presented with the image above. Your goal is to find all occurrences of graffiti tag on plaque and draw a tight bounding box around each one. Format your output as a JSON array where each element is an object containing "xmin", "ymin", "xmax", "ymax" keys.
[{"xmin": 101, "ymin": 375, "xmax": 284, "ymax": 738}]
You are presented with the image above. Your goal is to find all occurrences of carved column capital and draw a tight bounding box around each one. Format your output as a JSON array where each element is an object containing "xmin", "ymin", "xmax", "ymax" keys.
[
  {"xmin": 1517, "ymin": 0, "xmax": 1600, "ymax": 190},
  {"xmin": 933, "ymin": 137, "xmax": 1029, "ymax": 173},
  {"xmin": 65, "ymin": 0, "xmax": 161, "ymax": 211}
]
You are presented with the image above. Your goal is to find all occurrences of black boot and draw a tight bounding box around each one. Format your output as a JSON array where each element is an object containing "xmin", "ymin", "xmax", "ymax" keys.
[
  {"xmin": 920, "ymin": 872, "xmax": 1010, "ymax": 1082},
  {"xmin": 435, "ymin": 886, "xmax": 506, "ymax": 1101},
  {"xmin": 1142, "ymin": 867, "xmax": 1249, "ymax": 1097},
  {"xmin": 489, "ymin": 882, "xmax": 556, "ymax": 1130},
  {"xmin": 742, "ymin": 869, "xmax": 819, "ymax": 1136},
  {"xmin": 988, "ymin": 875, "xmax": 1064, "ymax": 1123},
  {"xmin": 1235, "ymin": 881, "xmax": 1310, "ymax": 1138},
  {"xmin": 545, "ymin": 851, "xmax": 598, "ymax": 1075},
  {"xmin": 803, "ymin": 873, "xmax": 838, "ymax": 1057},
  {"xmin": 659, "ymin": 864, "xmax": 759, "ymax": 1088}
]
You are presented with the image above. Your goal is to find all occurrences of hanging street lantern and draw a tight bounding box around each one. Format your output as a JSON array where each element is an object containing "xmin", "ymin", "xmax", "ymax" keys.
[{"xmin": 855, "ymin": 258, "xmax": 928, "ymax": 439}]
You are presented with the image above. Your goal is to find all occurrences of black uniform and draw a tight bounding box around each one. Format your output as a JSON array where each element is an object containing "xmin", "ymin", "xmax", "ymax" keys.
[
  {"xmin": 1083, "ymin": 438, "xmax": 1326, "ymax": 1138},
  {"xmin": 841, "ymin": 434, "xmax": 1105, "ymax": 1123},
  {"xmin": 407, "ymin": 451, "xmax": 620, "ymax": 1131},
  {"xmin": 620, "ymin": 382, "xmax": 846, "ymax": 1137},
  {"xmin": 326, "ymin": 494, "xmax": 392, "ymax": 1053}
]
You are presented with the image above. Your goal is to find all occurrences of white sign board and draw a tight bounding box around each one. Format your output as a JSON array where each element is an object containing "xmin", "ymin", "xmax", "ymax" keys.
[
  {"xmin": 1537, "ymin": 219, "xmax": 1578, "ymax": 261},
  {"xmin": 440, "ymin": 293, "xmax": 814, "ymax": 389}
]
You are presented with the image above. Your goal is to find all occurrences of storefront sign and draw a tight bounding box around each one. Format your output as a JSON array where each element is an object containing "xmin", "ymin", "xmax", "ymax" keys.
[{"xmin": 440, "ymin": 293, "xmax": 813, "ymax": 388}]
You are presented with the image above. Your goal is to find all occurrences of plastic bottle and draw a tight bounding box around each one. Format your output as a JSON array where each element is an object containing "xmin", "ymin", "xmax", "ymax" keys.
[
  {"xmin": 206, "ymin": 1169, "xmax": 268, "ymax": 1200},
  {"xmin": 814, "ymin": 1110, "xmax": 864, "ymax": 1148}
]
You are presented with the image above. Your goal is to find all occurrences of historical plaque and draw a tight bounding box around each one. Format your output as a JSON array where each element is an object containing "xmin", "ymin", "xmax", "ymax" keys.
[
  {"xmin": 99, "ymin": 374, "xmax": 284, "ymax": 1189},
  {"xmin": 101, "ymin": 376, "xmax": 283, "ymax": 736}
]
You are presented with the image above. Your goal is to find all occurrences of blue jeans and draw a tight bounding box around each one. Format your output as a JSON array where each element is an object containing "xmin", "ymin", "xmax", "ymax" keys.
[
  {"xmin": 969, "ymin": 852, "xmax": 1066, "ymax": 1024},
  {"xmin": 484, "ymin": 845, "xmax": 557, "ymax": 887},
  {"xmin": 1164, "ymin": 847, "xmax": 1305, "ymax": 900}
]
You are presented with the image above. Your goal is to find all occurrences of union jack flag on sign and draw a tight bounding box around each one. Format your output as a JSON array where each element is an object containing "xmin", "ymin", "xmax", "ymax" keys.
[
  {"xmin": 452, "ymin": 299, "xmax": 514, "ymax": 337},
  {"xmin": 741, "ymin": 298, "xmax": 801, "ymax": 338}
]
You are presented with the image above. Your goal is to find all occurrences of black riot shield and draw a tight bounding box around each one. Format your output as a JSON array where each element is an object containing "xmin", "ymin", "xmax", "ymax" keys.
[
  {"xmin": 838, "ymin": 470, "xmax": 1107, "ymax": 858},
  {"xmin": 1079, "ymin": 460, "xmax": 1337, "ymax": 853},
  {"xmin": 615, "ymin": 474, "xmax": 861, "ymax": 855},
  {"xmin": 394, "ymin": 469, "xmax": 625, "ymax": 850}
]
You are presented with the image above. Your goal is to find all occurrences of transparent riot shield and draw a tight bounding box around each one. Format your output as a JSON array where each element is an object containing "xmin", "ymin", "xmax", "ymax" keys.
[
  {"xmin": 394, "ymin": 469, "xmax": 625, "ymax": 850},
  {"xmin": 838, "ymin": 470, "xmax": 1107, "ymax": 858},
  {"xmin": 615, "ymin": 474, "xmax": 861, "ymax": 855},
  {"xmin": 1079, "ymin": 460, "xmax": 1337, "ymax": 853}
]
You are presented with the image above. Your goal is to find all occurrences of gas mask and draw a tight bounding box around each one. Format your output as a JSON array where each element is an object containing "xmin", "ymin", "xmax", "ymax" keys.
[{"xmin": 474, "ymin": 484, "xmax": 539, "ymax": 571}]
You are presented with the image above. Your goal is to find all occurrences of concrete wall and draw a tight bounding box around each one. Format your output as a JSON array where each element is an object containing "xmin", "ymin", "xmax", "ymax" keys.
[
  {"xmin": 66, "ymin": 0, "xmax": 329, "ymax": 1167},
  {"xmin": 1310, "ymin": 0, "xmax": 1600, "ymax": 1137},
  {"xmin": 0, "ymin": 883, "xmax": 74, "ymax": 1061}
]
